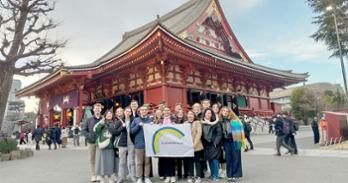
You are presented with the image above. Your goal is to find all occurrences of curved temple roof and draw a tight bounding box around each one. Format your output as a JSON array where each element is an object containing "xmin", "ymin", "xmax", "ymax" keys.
[{"xmin": 17, "ymin": 0, "xmax": 308, "ymax": 97}]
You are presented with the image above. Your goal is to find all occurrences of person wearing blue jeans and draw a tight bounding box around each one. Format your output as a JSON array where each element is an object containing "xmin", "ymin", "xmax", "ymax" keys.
[
  {"xmin": 201, "ymin": 108, "xmax": 222, "ymax": 181},
  {"xmin": 220, "ymin": 107, "xmax": 245, "ymax": 182},
  {"xmin": 208, "ymin": 159, "xmax": 219, "ymax": 180}
]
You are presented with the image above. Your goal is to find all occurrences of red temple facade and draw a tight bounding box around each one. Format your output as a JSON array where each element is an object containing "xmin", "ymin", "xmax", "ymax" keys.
[{"xmin": 17, "ymin": 0, "xmax": 308, "ymax": 127}]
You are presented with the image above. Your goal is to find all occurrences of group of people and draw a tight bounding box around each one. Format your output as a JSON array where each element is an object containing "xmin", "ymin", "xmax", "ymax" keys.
[
  {"xmin": 30, "ymin": 124, "xmax": 82, "ymax": 150},
  {"xmin": 273, "ymin": 113, "xmax": 299, "ymax": 156},
  {"xmin": 83, "ymin": 99, "xmax": 249, "ymax": 183}
]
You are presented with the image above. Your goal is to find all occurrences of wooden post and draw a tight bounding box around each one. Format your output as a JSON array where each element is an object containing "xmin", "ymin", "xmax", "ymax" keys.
[{"xmin": 77, "ymin": 86, "xmax": 84, "ymax": 126}]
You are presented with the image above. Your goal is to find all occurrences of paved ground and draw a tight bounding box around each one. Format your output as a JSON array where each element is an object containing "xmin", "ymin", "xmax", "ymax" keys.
[{"xmin": 1, "ymin": 128, "xmax": 348, "ymax": 183}]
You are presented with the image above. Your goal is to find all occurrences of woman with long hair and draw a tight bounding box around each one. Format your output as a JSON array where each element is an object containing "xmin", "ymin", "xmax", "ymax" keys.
[
  {"xmin": 115, "ymin": 107, "xmax": 137, "ymax": 183},
  {"xmin": 158, "ymin": 107, "xmax": 177, "ymax": 183},
  {"xmin": 184, "ymin": 110, "xmax": 203, "ymax": 183},
  {"xmin": 175, "ymin": 109, "xmax": 185, "ymax": 179},
  {"xmin": 201, "ymin": 108, "xmax": 222, "ymax": 181},
  {"xmin": 94, "ymin": 110, "xmax": 116, "ymax": 183},
  {"xmin": 221, "ymin": 107, "xmax": 246, "ymax": 182}
]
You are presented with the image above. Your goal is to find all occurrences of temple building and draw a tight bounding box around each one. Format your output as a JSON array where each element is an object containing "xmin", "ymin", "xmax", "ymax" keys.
[{"xmin": 17, "ymin": 0, "xmax": 308, "ymax": 127}]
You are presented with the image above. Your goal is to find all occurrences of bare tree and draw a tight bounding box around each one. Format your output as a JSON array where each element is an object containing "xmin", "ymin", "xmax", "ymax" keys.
[{"xmin": 0, "ymin": 0, "xmax": 66, "ymax": 130}]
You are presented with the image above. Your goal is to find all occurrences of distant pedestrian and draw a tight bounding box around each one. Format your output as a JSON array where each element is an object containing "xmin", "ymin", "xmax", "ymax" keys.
[
  {"xmin": 283, "ymin": 114, "xmax": 298, "ymax": 154},
  {"xmin": 61, "ymin": 127, "xmax": 69, "ymax": 148},
  {"xmin": 319, "ymin": 117, "xmax": 328, "ymax": 145},
  {"xmin": 46, "ymin": 127, "xmax": 55, "ymax": 150},
  {"xmin": 311, "ymin": 117, "xmax": 320, "ymax": 144},
  {"xmin": 72, "ymin": 125, "xmax": 81, "ymax": 146},
  {"xmin": 32, "ymin": 126, "xmax": 43, "ymax": 150},
  {"xmin": 274, "ymin": 115, "xmax": 294, "ymax": 156},
  {"xmin": 242, "ymin": 115, "xmax": 254, "ymax": 151},
  {"xmin": 52, "ymin": 124, "xmax": 61, "ymax": 149},
  {"xmin": 19, "ymin": 132, "xmax": 27, "ymax": 145},
  {"xmin": 28, "ymin": 131, "xmax": 33, "ymax": 145},
  {"xmin": 268, "ymin": 118, "xmax": 274, "ymax": 134}
]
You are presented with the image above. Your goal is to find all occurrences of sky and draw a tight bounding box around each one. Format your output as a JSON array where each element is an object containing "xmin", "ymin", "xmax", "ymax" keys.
[{"xmin": 15, "ymin": 0, "xmax": 343, "ymax": 112}]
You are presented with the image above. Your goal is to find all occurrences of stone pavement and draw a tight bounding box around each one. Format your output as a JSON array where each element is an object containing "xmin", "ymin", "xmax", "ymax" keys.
[{"xmin": 1, "ymin": 129, "xmax": 348, "ymax": 183}]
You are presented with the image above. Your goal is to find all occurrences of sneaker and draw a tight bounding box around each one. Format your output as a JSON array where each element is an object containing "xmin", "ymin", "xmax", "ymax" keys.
[
  {"xmin": 187, "ymin": 178, "xmax": 193, "ymax": 183},
  {"xmin": 116, "ymin": 178, "xmax": 124, "ymax": 183},
  {"xmin": 136, "ymin": 178, "xmax": 143, "ymax": 183},
  {"xmin": 227, "ymin": 178, "xmax": 233, "ymax": 182},
  {"xmin": 212, "ymin": 178, "xmax": 219, "ymax": 182},
  {"xmin": 91, "ymin": 176, "xmax": 97, "ymax": 182},
  {"xmin": 131, "ymin": 177, "xmax": 137, "ymax": 183},
  {"xmin": 170, "ymin": 177, "xmax": 176, "ymax": 183},
  {"xmin": 108, "ymin": 177, "xmax": 115, "ymax": 183},
  {"xmin": 160, "ymin": 177, "xmax": 165, "ymax": 180},
  {"xmin": 164, "ymin": 177, "xmax": 171, "ymax": 183},
  {"xmin": 100, "ymin": 177, "xmax": 106, "ymax": 183},
  {"xmin": 144, "ymin": 178, "xmax": 152, "ymax": 183},
  {"xmin": 96, "ymin": 176, "xmax": 102, "ymax": 182},
  {"xmin": 194, "ymin": 177, "xmax": 201, "ymax": 183}
]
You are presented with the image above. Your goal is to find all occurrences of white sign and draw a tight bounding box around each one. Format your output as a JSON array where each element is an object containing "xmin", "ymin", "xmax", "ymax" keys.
[{"xmin": 143, "ymin": 124, "xmax": 194, "ymax": 157}]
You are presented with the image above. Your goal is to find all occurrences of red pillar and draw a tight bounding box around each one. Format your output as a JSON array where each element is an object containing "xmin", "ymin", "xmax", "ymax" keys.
[{"xmin": 77, "ymin": 87, "xmax": 84, "ymax": 126}]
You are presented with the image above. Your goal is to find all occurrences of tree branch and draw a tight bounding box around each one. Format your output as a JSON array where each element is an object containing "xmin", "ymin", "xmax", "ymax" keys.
[{"xmin": 15, "ymin": 55, "xmax": 63, "ymax": 76}]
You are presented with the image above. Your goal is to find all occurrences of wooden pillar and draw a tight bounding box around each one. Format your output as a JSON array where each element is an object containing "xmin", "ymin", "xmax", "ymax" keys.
[
  {"xmin": 62, "ymin": 109, "xmax": 67, "ymax": 127},
  {"xmin": 77, "ymin": 86, "xmax": 84, "ymax": 126},
  {"xmin": 49, "ymin": 110, "xmax": 53, "ymax": 127}
]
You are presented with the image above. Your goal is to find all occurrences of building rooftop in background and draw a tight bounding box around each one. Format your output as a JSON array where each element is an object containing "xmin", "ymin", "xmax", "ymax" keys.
[{"xmin": 270, "ymin": 82, "xmax": 344, "ymax": 111}]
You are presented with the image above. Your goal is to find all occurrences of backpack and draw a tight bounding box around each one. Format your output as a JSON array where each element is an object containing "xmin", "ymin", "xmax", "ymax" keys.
[
  {"xmin": 282, "ymin": 119, "xmax": 290, "ymax": 135},
  {"xmin": 246, "ymin": 123, "xmax": 252, "ymax": 133}
]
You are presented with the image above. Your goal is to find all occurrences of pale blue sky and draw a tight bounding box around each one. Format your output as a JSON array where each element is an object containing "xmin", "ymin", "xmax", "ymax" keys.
[{"xmin": 16, "ymin": 0, "xmax": 342, "ymax": 112}]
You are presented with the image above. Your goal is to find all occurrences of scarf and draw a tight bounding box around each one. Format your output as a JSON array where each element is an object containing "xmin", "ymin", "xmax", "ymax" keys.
[
  {"xmin": 230, "ymin": 119, "xmax": 246, "ymax": 150},
  {"xmin": 201, "ymin": 118, "xmax": 219, "ymax": 143}
]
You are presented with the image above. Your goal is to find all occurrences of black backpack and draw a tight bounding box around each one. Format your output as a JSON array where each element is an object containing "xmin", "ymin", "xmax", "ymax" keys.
[{"xmin": 282, "ymin": 119, "xmax": 290, "ymax": 135}]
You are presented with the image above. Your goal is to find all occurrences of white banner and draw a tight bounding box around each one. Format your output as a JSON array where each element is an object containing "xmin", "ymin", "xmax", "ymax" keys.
[{"xmin": 143, "ymin": 124, "xmax": 194, "ymax": 157}]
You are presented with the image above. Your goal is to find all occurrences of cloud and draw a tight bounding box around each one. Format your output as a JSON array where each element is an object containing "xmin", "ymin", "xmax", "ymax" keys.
[
  {"xmin": 221, "ymin": 0, "xmax": 264, "ymax": 15},
  {"xmin": 248, "ymin": 49, "xmax": 269, "ymax": 60},
  {"xmin": 246, "ymin": 37, "xmax": 331, "ymax": 64},
  {"xmin": 271, "ymin": 38, "xmax": 330, "ymax": 61}
]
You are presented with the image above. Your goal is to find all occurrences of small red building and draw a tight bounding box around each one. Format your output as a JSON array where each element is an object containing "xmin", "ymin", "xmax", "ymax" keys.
[
  {"xmin": 17, "ymin": 0, "xmax": 308, "ymax": 127},
  {"xmin": 323, "ymin": 111, "xmax": 348, "ymax": 143}
]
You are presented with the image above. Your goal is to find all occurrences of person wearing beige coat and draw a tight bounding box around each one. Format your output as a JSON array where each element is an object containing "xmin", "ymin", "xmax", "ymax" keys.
[{"xmin": 184, "ymin": 111, "xmax": 203, "ymax": 183}]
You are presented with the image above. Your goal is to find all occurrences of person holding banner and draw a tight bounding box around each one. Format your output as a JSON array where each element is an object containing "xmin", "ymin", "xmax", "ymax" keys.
[
  {"xmin": 130, "ymin": 105, "xmax": 153, "ymax": 183},
  {"xmin": 201, "ymin": 108, "xmax": 222, "ymax": 181},
  {"xmin": 192, "ymin": 103, "xmax": 203, "ymax": 120},
  {"xmin": 221, "ymin": 107, "xmax": 246, "ymax": 182},
  {"xmin": 158, "ymin": 107, "xmax": 177, "ymax": 183},
  {"xmin": 175, "ymin": 109, "xmax": 185, "ymax": 180},
  {"xmin": 184, "ymin": 110, "xmax": 203, "ymax": 183}
]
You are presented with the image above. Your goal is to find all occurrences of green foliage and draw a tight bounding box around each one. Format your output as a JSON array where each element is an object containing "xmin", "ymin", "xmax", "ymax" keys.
[
  {"xmin": 291, "ymin": 87, "xmax": 346, "ymax": 121},
  {"xmin": 0, "ymin": 138, "xmax": 18, "ymax": 154},
  {"xmin": 291, "ymin": 88, "xmax": 307, "ymax": 120},
  {"xmin": 306, "ymin": 0, "xmax": 348, "ymax": 58}
]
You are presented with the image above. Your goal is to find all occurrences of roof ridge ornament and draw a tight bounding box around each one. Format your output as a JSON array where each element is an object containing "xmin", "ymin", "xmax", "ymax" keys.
[{"xmin": 156, "ymin": 14, "xmax": 161, "ymax": 23}]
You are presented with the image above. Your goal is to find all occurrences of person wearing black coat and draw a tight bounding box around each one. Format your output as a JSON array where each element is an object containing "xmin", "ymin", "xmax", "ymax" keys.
[
  {"xmin": 283, "ymin": 115, "xmax": 298, "ymax": 154},
  {"xmin": 201, "ymin": 109, "xmax": 222, "ymax": 181},
  {"xmin": 32, "ymin": 125, "xmax": 43, "ymax": 150},
  {"xmin": 242, "ymin": 116, "xmax": 254, "ymax": 151},
  {"xmin": 311, "ymin": 117, "xmax": 320, "ymax": 144},
  {"xmin": 114, "ymin": 107, "xmax": 132, "ymax": 183},
  {"xmin": 274, "ymin": 116, "xmax": 294, "ymax": 156}
]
